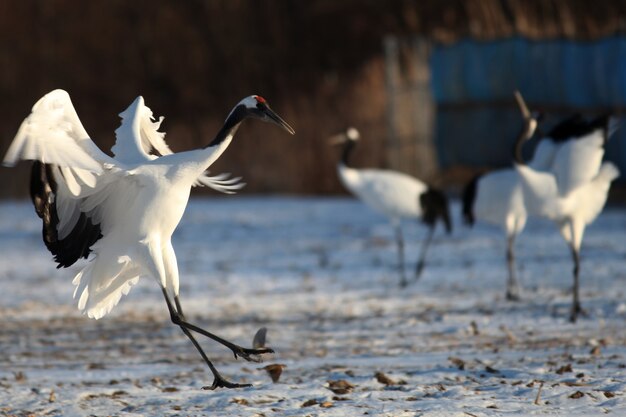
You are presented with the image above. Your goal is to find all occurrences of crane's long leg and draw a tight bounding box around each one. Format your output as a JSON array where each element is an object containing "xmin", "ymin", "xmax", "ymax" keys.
[
  {"xmin": 395, "ymin": 224, "xmax": 407, "ymax": 287},
  {"xmin": 173, "ymin": 294, "xmax": 273, "ymax": 360},
  {"xmin": 161, "ymin": 289, "xmax": 271, "ymax": 389},
  {"xmin": 566, "ymin": 220, "xmax": 586, "ymax": 323},
  {"xmin": 505, "ymin": 233, "xmax": 521, "ymax": 301},
  {"xmin": 415, "ymin": 226, "xmax": 434, "ymax": 281},
  {"xmin": 570, "ymin": 246, "xmax": 582, "ymax": 323}
]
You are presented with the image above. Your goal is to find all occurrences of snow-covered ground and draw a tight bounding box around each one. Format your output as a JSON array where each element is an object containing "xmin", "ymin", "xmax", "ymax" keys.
[{"xmin": 0, "ymin": 196, "xmax": 625, "ymax": 416}]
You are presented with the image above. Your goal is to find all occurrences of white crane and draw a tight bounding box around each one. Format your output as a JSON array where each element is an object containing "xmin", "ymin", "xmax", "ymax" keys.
[
  {"xmin": 3, "ymin": 89, "xmax": 295, "ymax": 389},
  {"xmin": 462, "ymin": 110, "xmax": 539, "ymax": 301},
  {"xmin": 462, "ymin": 111, "xmax": 600, "ymax": 301},
  {"xmin": 330, "ymin": 127, "xmax": 451, "ymax": 287},
  {"xmin": 512, "ymin": 91, "xmax": 619, "ymax": 322}
]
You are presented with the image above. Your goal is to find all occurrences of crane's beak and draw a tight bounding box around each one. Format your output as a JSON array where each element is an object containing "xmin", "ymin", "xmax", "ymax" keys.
[
  {"xmin": 514, "ymin": 90, "xmax": 531, "ymax": 119},
  {"xmin": 263, "ymin": 107, "xmax": 295, "ymax": 135}
]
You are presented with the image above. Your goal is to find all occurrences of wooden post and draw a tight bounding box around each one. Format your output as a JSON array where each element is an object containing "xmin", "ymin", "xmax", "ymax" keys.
[
  {"xmin": 411, "ymin": 37, "xmax": 438, "ymax": 181},
  {"xmin": 383, "ymin": 35, "xmax": 400, "ymax": 170},
  {"xmin": 384, "ymin": 35, "xmax": 438, "ymax": 181}
]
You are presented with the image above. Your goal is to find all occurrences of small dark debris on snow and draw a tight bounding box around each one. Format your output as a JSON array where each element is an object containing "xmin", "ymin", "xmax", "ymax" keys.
[
  {"xmin": 563, "ymin": 381, "xmax": 587, "ymax": 387},
  {"xmin": 231, "ymin": 398, "xmax": 251, "ymax": 406},
  {"xmin": 590, "ymin": 346, "xmax": 601, "ymax": 356},
  {"xmin": 260, "ymin": 364, "xmax": 286, "ymax": 383},
  {"xmin": 485, "ymin": 366, "xmax": 499, "ymax": 374},
  {"xmin": 556, "ymin": 364, "xmax": 573, "ymax": 375},
  {"xmin": 332, "ymin": 396, "xmax": 350, "ymax": 401},
  {"xmin": 301, "ymin": 398, "xmax": 319, "ymax": 407},
  {"xmin": 570, "ymin": 391, "xmax": 585, "ymax": 399},
  {"xmin": 326, "ymin": 379, "xmax": 355, "ymax": 394},
  {"xmin": 449, "ymin": 357, "xmax": 465, "ymax": 370},
  {"xmin": 375, "ymin": 371, "xmax": 406, "ymax": 386},
  {"xmin": 470, "ymin": 321, "xmax": 480, "ymax": 336}
]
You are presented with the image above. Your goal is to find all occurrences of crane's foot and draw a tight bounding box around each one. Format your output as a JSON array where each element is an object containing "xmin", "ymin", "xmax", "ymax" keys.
[
  {"xmin": 231, "ymin": 345, "xmax": 275, "ymax": 363},
  {"xmin": 202, "ymin": 375, "xmax": 252, "ymax": 390},
  {"xmin": 505, "ymin": 290, "xmax": 521, "ymax": 302},
  {"xmin": 415, "ymin": 261, "xmax": 425, "ymax": 281},
  {"xmin": 569, "ymin": 303, "xmax": 588, "ymax": 323}
]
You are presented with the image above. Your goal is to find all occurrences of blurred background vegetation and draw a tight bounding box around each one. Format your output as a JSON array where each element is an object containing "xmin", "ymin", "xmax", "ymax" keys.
[{"xmin": 1, "ymin": 0, "xmax": 624, "ymax": 198}]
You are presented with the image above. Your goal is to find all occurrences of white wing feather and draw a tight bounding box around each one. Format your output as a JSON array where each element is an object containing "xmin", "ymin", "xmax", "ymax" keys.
[
  {"xmin": 474, "ymin": 169, "xmax": 525, "ymax": 231},
  {"xmin": 575, "ymin": 162, "xmax": 620, "ymax": 225},
  {"xmin": 551, "ymin": 129, "xmax": 605, "ymax": 196},
  {"xmin": 528, "ymin": 139, "xmax": 558, "ymax": 171},
  {"xmin": 339, "ymin": 166, "xmax": 426, "ymax": 218},
  {"xmin": 194, "ymin": 172, "xmax": 246, "ymax": 194},
  {"xmin": 112, "ymin": 96, "xmax": 172, "ymax": 164},
  {"xmin": 515, "ymin": 164, "xmax": 560, "ymax": 219},
  {"xmin": 3, "ymin": 89, "xmax": 115, "ymax": 174},
  {"xmin": 112, "ymin": 96, "xmax": 245, "ymax": 193},
  {"xmin": 2, "ymin": 90, "xmax": 125, "ymax": 240}
]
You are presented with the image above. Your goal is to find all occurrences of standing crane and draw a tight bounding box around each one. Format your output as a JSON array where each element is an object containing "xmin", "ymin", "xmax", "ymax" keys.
[
  {"xmin": 330, "ymin": 127, "xmax": 451, "ymax": 287},
  {"xmin": 462, "ymin": 109, "xmax": 539, "ymax": 300},
  {"xmin": 512, "ymin": 91, "xmax": 619, "ymax": 322},
  {"xmin": 3, "ymin": 89, "xmax": 295, "ymax": 389},
  {"xmin": 462, "ymin": 111, "xmax": 599, "ymax": 301}
]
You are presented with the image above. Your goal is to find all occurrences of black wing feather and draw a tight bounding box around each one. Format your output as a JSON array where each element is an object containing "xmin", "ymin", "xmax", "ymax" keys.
[{"xmin": 30, "ymin": 161, "xmax": 103, "ymax": 268}]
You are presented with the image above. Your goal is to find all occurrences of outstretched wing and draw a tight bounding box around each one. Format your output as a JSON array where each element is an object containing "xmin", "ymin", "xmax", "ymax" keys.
[
  {"xmin": 4, "ymin": 89, "xmax": 124, "ymax": 267},
  {"xmin": 112, "ymin": 96, "xmax": 246, "ymax": 193},
  {"xmin": 4, "ymin": 89, "xmax": 116, "ymax": 174},
  {"xmin": 112, "ymin": 96, "xmax": 172, "ymax": 164},
  {"xmin": 195, "ymin": 172, "xmax": 246, "ymax": 194},
  {"xmin": 551, "ymin": 128, "xmax": 606, "ymax": 197}
]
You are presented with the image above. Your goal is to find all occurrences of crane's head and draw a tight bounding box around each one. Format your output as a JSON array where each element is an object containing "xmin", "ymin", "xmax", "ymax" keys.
[
  {"xmin": 328, "ymin": 127, "xmax": 360, "ymax": 145},
  {"xmin": 234, "ymin": 95, "xmax": 295, "ymax": 135}
]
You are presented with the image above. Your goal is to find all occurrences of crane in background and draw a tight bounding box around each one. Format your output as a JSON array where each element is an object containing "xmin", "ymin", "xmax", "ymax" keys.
[
  {"xmin": 512, "ymin": 91, "xmax": 619, "ymax": 322},
  {"xmin": 331, "ymin": 127, "xmax": 451, "ymax": 287},
  {"xmin": 462, "ymin": 108, "xmax": 539, "ymax": 300}
]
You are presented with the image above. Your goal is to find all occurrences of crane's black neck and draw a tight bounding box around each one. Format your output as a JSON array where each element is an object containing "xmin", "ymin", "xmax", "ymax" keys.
[
  {"xmin": 341, "ymin": 139, "xmax": 356, "ymax": 166},
  {"xmin": 513, "ymin": 119, "xmax": 534, "ymax": 166},
  {"xmin": 205, "ymin": 105, "xmax": 247, "ymax": 148}
]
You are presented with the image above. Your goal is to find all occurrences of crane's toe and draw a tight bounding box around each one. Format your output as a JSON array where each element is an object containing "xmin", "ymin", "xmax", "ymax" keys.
[
  {"xmin": 505, "ymin": 291, "xmax": 521, "ymax": 302},
  {"xmin": 569, "ymin": 303, "xmax": 588, "ymax": 323},
  {"xmin": 233, "ymin": 346, "xmax": 275, "ymax": 362},
  {"xmin": 415, "ymin": 261, "xmax": 425, "ymax": 280},
  {"xmin": 202, "ymin": 376, "xmax": 253, "ymax": 390}
]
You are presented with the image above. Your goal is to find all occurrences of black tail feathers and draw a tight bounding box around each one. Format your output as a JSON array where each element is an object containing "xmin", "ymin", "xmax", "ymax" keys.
[{"xmin": 419, "ymin": 188, "xmax": 452, "ymax": 234}]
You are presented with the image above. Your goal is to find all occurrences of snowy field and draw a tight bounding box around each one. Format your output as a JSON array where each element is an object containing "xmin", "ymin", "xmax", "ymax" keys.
[{"xmin": 0, "ymin": 196, "xmax": 625, "ymax": 416}]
